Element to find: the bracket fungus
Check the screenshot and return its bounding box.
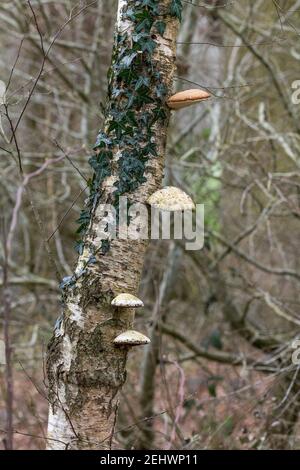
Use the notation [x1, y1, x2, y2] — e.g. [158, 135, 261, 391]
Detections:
[167, 88, 211, 110]
[147, 186, 195, 212]
[113, 330, 150, 347]
[111, 293, 144, 308]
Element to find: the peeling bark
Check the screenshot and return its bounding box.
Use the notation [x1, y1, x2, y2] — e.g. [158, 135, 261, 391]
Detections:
[46, 0, 181, 450]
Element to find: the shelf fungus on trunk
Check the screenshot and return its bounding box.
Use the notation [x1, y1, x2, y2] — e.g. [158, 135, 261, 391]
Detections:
[147, 186, 195, 211]
[113, 330, 150, 347]
[111, 293, 144, 308]
[167, 88, 211, 110]
[111, 293, 144, 326]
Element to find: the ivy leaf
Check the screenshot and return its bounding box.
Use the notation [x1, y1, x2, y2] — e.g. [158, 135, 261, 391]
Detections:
[59, 274, 74, 289]
[111, 87, 123, 99]
[154, 20, 166, 36]
[155, 83, 167, 99]
[132, 31, 148, 43]
[87, 255, 97, 265]
[135, 76, 150, 91]
[93, 131, 112, 149]
[143, 142, 157, 157]
[125, 110, 138, 127]
[126, 93, 135, 109]
[134, 91, 154, 107]
[76, 223, 88, 235]
[108, 120, 128, 140]
[141, 0, 157, 7]
[125, 7, 136, 20]
[135, 17, 152, 34]
[151, 106, 167, 124]
[119, 52, 137, 69]
[170, 0, 183, 21]
[54, 314, 63, 332]
[141, 38, 157, 54]
[76, 209, 90, 224]
[74, 240, 84, 255]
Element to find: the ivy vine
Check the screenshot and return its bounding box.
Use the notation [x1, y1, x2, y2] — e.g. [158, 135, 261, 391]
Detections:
[61, 0, 183, 293]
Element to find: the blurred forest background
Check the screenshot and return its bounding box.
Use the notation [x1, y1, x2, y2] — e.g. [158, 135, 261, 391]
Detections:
[1, 0, 300, 450]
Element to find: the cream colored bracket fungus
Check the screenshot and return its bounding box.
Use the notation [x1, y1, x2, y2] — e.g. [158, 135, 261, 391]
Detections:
[167, 88, 211, 110]
[114, 330, 150, 347]
[111, 293, 144, 308]
[147, 186, 195, 212]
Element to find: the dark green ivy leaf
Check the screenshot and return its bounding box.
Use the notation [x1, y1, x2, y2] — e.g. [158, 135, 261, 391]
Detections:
[135, 17, 153, 34]
[74, 240, 84, 255]
[135, 76, 150, 90]
[141, 0, 158, 8]
[119, 52, 137, 69]
[139, 38, 157, 54]
[93, 131, 112, 149]
[60, 275, 75, 290]
[155, 83, 167, 99]
[154, 20, 166, 36]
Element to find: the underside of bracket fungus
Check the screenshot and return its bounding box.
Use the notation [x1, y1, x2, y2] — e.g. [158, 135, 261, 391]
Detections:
[113, 330, 150, 346]
[111, 293, 144, 308]
[147, 186, 195, 212]
[167, 88, 211, 110]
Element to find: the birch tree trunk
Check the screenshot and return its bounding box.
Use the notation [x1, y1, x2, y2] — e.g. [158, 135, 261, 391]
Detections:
[46, 0, 182, 450]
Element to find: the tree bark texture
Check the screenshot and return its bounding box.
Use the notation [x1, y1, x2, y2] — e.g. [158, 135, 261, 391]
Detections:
[46, 0, 182, 450]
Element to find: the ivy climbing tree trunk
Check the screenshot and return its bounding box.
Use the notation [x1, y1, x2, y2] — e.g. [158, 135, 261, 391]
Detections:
[46, 0, 182, 450]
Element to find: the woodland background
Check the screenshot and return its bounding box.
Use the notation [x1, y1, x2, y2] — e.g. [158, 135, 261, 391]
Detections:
[1, 0, 300, 450]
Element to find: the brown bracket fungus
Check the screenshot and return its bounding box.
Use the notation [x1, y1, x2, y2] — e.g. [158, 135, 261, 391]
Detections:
[167, 88, 211, 110]
[147, 186, 195, 212]
[113, 330, 150, 347]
